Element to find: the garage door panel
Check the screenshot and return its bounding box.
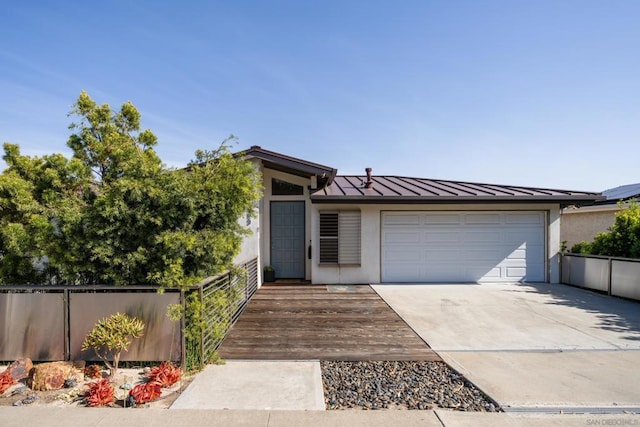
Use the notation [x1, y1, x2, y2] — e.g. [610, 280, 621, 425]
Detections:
[385, 265, 423, 281]
[384, 231, 421, 243]
[423, 214, 462, 224]
[505, 213, 544, 224]
[425, 249, 460, 261]
[467, 267, 502, 280]
[464, 213, 501, 224]
[506, 267, 527, 277]
[505, 232, 544, 246]
[424, 268, 463, 282]
[506, 248, 527, 261]
[383, 214, 421, 226]
[383, 249, 421, 262]
[465, 249, 503, 261]
[381, 211, 545, 283]
[425, 231, 462, 243]
[464, 231, 502, 243]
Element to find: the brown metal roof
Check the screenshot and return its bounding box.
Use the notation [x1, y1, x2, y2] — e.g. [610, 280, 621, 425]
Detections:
[240, 146, 337, 186]
[311, 175, 604, 205]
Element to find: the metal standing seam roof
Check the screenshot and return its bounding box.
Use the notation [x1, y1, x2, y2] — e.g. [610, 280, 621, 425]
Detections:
[311, 175, 604, 204]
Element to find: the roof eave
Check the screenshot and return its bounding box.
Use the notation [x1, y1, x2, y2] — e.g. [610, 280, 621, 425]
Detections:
[310, 195, 605, 205]
[239, 146, 337, 185]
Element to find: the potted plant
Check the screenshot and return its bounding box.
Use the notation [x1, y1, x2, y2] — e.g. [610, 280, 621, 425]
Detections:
[263, 266, 275, 283]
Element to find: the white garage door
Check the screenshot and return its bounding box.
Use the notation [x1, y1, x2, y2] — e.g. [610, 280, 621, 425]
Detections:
[381, 211, 545, 283]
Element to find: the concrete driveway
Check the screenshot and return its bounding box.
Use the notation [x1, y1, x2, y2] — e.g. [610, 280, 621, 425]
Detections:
[373, 283, 640, 412]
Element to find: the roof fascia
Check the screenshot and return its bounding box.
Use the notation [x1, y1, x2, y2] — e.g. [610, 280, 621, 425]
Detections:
[310, 195, 605, 205]
[239, 146, 337, 185]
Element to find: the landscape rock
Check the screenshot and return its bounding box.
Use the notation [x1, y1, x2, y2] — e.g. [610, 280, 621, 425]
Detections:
[22, 393, 38, 405]
[64, 377, 77, 388]
[321, 360, 500, 412]
[32, 361, 86, 391]
[6, 358, 33, 381]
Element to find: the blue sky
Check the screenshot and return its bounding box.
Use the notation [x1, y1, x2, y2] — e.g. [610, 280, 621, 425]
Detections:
[1, 1, 638, 191]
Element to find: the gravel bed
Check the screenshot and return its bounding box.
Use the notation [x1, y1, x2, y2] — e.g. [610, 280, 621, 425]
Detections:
[321, 361, 499, 412]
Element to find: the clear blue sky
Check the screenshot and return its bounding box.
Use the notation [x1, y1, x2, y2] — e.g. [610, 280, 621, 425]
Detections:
[1, 1, 638, 191]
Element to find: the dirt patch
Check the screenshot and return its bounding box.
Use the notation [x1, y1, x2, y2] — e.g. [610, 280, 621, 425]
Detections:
[0, 365, 193, 408]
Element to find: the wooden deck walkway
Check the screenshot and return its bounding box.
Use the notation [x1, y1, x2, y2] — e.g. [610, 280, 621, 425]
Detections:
[218, 284, 440, 361]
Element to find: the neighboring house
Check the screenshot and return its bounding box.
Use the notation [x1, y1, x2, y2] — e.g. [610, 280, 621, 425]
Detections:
[235, 146, 603, 285]
[561, 183, 640, 250]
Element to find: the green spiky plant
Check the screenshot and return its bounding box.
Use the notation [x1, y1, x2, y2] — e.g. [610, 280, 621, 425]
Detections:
[82, 313, 145, 379]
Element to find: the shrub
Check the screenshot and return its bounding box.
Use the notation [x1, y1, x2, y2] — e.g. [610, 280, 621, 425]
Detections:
[570, 241, 592, 254]
[570, 200, 640, 258]
[82, 313, 145, 378]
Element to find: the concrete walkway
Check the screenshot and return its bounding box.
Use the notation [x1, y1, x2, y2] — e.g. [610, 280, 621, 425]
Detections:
[171, 361, 325, 410]
[373, 282, 640, 411]
[1, 407, 638, 427]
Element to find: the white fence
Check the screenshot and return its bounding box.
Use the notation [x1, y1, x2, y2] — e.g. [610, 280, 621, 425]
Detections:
[561, 253, 640, 301]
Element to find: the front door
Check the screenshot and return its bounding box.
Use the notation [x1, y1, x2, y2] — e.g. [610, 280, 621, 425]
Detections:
[270, 201, 305, 279]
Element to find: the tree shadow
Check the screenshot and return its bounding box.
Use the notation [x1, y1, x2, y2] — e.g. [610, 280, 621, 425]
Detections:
[505, 282, 640, 343]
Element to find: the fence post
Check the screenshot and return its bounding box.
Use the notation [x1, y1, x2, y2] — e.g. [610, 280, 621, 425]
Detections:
[199, 285, 204, 368]
[607, 257, 613, 296]
[64, 289, 70, 361]
[180, 289, 186, 367]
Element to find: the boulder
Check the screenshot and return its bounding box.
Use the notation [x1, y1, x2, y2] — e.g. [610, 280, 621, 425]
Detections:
[31, 361, 85, 391]
[6, 358, 33, 381]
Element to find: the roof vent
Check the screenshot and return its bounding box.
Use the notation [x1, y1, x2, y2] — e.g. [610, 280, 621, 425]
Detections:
[364, 167, 373, 189]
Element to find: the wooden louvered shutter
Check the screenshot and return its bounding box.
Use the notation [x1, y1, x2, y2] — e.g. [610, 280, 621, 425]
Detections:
[319, 210, 361, 265]
[338, 210, 361, 265]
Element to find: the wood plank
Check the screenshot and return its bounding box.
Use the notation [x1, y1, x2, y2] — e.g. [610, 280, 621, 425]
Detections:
[217, 284, 440, 362]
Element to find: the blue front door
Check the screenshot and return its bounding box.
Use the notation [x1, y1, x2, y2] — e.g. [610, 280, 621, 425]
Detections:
[270, 201, 305, 279]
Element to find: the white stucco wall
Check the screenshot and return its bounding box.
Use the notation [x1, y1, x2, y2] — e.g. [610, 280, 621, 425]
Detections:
[233, 160, 262, 275]
[310, 203, 562, 285]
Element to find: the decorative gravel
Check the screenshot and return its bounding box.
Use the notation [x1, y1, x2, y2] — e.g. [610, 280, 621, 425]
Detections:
[321, 361, 499, 411]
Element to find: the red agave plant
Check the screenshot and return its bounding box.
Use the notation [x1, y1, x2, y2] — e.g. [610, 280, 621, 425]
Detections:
[147, 362, 182, 388]
[129, 381, 162, 404]
[85, 378, 115, 407]
[0, 370, 16, 394]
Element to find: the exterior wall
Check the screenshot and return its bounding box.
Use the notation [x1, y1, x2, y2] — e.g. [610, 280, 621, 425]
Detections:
[233, 159, 262, 282]
[561, 207, 618, 250]
[310, 203, 561, 285]
[548, 205, 561, 284]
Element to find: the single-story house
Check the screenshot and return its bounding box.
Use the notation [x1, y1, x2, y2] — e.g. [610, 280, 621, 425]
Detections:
[561, 183, 640, 250]
[235, 146, 603, 285]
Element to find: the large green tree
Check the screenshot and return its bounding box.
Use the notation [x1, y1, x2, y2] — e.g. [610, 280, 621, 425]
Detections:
[0, 91, 261, 287]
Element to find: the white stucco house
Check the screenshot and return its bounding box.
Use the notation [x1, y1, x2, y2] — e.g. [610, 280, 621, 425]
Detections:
[235, 146, 603, 285]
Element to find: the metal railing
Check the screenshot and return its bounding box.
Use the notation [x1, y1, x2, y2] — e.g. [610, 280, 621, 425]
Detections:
[190, 257, 259, 369]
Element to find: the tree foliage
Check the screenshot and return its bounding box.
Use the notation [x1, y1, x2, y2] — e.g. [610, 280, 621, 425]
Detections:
[570, 200, 640, 258]
[0, 91, 261, 286]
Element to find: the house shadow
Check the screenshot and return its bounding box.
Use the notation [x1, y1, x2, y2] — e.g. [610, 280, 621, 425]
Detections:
[505, 282, 640, 343]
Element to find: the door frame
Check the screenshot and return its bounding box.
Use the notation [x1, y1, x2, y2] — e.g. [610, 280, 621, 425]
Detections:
[270, 200, 306, 279]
